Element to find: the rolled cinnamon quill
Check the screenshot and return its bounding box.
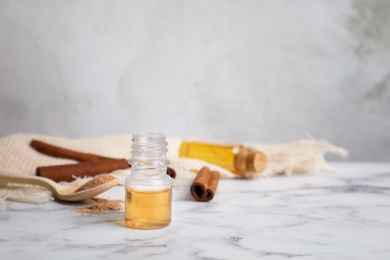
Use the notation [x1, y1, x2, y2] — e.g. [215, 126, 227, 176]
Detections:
[37, 159, 130, 182]
[30, 140, 112, 162]
[31, 139, 176, 181]
[190, 167, 220, 202]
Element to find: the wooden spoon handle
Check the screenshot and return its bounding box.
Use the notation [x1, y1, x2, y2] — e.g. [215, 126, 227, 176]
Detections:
[0, 169, 59, 195]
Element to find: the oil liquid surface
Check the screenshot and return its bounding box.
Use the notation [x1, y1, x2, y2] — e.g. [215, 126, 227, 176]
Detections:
[125, 188, 172, 229]
[179, 141, 239, 174]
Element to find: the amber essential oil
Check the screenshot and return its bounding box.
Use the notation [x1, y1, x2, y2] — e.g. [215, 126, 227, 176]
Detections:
[125, 133, 172, 229]
[125, 188, 172, 229]
[179, 141, 239, 173]
[179, 140, 267, 178]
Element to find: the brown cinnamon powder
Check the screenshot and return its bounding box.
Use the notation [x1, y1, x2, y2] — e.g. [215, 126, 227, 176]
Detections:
[74, 198, 123, 214]
[75, 174, 116, 192]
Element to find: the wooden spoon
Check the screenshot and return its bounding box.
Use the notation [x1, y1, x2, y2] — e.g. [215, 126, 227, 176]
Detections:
[0, 170, 119, 202]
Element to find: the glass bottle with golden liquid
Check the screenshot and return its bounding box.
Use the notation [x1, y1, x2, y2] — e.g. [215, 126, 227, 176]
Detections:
[179, 140, 267, 178]
[125, 133, 172, 229]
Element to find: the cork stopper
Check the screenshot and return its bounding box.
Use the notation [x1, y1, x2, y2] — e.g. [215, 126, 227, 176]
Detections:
[245, 151, 266, 173]
[233, 147, 267, 178]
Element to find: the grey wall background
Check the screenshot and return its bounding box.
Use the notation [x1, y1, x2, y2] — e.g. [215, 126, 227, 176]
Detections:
[0, 0, 389, 162]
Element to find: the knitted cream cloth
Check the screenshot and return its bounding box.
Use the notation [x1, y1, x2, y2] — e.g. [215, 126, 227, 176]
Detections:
[0, 133, 348, 207]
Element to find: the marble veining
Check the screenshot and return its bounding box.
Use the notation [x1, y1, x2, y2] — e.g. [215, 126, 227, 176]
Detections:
[1, 163, 390, 259]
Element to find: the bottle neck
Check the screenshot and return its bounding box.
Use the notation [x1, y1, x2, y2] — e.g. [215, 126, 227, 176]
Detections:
[128, 133, 169, 176]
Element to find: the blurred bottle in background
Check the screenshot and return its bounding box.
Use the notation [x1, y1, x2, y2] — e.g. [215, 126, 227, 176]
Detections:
[179, 140, 267, 178]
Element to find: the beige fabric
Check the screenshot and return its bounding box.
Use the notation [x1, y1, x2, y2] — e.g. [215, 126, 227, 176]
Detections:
[0, 133, 348, 206]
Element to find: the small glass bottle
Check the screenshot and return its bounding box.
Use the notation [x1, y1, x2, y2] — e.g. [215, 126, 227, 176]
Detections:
[179, 140, 267, 178]
[125, 133, 172, 229]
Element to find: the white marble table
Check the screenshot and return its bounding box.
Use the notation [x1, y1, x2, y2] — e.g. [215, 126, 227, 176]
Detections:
[1, 163, 390, 259]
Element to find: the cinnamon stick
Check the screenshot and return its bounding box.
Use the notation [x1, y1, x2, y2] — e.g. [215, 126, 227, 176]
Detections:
[190, 167, 220, 202]
[31, 139, 176, 181]
[166, 167, 176, 179]
[36, 159, 130, 182]
[30, 140, 112, 162]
